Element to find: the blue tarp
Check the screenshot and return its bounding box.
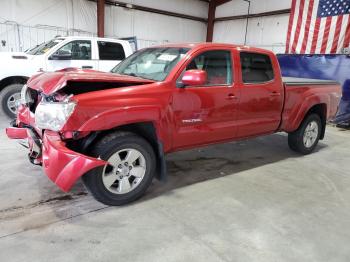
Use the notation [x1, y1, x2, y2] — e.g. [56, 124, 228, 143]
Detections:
[277, 54, 350, 124]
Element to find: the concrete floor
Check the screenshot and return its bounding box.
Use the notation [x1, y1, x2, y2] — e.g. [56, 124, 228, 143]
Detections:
[0, 115, 349, 262]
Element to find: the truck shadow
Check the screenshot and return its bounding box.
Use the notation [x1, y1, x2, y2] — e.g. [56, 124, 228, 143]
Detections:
[0, 117, 328, 234]
[144, 133, 327, 201]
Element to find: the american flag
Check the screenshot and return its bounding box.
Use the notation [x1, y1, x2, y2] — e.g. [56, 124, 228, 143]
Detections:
[285, 0, 350, 54]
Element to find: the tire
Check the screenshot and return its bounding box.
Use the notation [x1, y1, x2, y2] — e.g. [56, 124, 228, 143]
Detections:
[0, 84, 24, 119]
[82, 131, 156, 206]
[288, 113, 322, 155]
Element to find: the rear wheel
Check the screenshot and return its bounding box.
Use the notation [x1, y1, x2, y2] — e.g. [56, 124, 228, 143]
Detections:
[288, 114, 322, 154]
[82, 131, 156, 206]
[0, 84, 23, 119]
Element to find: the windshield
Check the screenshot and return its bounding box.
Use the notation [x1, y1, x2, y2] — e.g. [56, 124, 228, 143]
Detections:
[111, 47, 190, 81]
[26, 38, 64, 55]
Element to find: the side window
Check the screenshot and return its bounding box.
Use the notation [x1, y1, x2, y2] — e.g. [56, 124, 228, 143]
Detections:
[240, 52, 274, 83]
[186, 50, 232, 86]
[98, 41, 126, 60]
[57, 40, 91, 60]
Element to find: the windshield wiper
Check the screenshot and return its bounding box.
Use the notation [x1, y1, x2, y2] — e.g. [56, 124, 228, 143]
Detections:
[124, 73, 137, 77]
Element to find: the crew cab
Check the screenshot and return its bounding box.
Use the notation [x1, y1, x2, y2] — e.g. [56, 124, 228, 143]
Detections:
[0, 36, 133, 118]
[6, 43, 341, 206]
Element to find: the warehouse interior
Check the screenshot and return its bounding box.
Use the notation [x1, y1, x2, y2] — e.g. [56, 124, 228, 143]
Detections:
[0, 0, 350, 261]
[0, 0, 290, 51]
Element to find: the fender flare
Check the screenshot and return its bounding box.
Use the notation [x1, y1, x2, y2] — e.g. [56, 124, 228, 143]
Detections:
[283, 94, 329, 133]
[75, 105, 170, 182]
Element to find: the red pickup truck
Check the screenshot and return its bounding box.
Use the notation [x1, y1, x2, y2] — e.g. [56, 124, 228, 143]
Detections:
[6, 43, 341, 206]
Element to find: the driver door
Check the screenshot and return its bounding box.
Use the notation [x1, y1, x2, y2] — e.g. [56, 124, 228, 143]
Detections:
[171, 49, 239, 150]
[46, 40, 97, 71]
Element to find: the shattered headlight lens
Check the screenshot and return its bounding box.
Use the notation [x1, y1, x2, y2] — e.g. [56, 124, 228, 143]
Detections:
[35, 101, 76, 131]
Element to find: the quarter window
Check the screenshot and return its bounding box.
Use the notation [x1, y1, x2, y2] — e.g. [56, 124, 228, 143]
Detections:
[240, 52, 274, 83]
[186, 50, 233, 86]
[57, 40, 91, 60]
[98, 41, 126, 60]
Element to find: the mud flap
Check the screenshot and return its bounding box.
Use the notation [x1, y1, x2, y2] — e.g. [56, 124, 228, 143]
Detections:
[156, 141, 167, 182]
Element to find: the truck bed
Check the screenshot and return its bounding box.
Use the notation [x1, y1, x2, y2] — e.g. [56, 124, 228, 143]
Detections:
[280, 76, 341, 133]
[283, 77, 339, 86]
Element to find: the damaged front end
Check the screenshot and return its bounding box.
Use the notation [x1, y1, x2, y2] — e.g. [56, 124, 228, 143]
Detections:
[6, 120, 42, 165]
[6, 120, 107, 192]
[6, 69, 154, 191]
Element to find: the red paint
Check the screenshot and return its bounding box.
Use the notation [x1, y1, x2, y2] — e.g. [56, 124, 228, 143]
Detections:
[42, 131, 107, 192]
[28, 68, 154, 95]
[6, 127, 27, 139]
[182, 70, 208, 86]
[7, 43, 341, 192]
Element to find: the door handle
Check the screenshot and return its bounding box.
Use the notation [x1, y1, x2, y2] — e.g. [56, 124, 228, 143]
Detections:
[226, 93, 238, 100]
[270, 91, 281, 96]
[82, 65, 93, 69]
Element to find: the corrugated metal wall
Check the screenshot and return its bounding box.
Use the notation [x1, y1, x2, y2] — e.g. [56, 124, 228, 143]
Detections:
[0, 0, 207, 52]
[213, 0, 292, 53]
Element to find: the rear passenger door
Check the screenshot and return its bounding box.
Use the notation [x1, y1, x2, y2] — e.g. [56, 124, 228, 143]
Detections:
[236, 51, 283, 138]
[97, 41, 126, 72]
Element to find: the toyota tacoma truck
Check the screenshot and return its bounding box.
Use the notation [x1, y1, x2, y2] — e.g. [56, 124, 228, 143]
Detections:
[0, 36, 133, 118]
[6, 43, 341, 206]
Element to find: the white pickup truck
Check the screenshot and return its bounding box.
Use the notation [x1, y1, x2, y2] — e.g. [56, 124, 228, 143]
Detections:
[0, 36, 133, 118]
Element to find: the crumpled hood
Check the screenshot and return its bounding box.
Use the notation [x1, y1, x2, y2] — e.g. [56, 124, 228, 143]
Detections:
[27, 68, 155, 95]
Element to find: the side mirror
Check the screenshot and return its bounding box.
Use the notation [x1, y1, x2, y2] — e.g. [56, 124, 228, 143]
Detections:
[50, 50, 72, 60]
[181, 69, 207, 87]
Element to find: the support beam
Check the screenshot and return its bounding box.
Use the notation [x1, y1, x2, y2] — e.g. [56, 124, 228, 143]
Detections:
[206, 1, 216, 42]
[215, 8, 291, 22]
[215, 0, 232, 5]
[206, 0, 231, 42]
[89, 0, 207, 23]
[97, 0, 105, 37]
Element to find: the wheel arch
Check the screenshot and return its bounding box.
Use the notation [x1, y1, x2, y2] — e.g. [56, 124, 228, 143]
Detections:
[288, 103, 327, 139]
[73, 121, 167, 182]
[282, 92, 329, 137]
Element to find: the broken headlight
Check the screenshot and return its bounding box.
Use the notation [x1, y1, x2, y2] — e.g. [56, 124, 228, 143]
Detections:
[34, 101, 76, 131]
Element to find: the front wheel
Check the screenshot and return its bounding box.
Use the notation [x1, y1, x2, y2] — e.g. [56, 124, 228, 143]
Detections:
[288, 114, 322, 155]
[0, 84, 24, 119]
[82, 131, 156, 206]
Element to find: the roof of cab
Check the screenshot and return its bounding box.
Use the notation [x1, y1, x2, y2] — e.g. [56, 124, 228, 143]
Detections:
[150, 42, 274, 54]
[54, 36, 130, 43]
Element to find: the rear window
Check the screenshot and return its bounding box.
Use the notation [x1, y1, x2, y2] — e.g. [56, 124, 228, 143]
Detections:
[240, 52, 274, 83]
[98, 41, 126, 60]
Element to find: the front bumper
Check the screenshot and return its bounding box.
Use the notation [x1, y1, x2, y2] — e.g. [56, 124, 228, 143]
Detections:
[6, 125, 107, 192]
